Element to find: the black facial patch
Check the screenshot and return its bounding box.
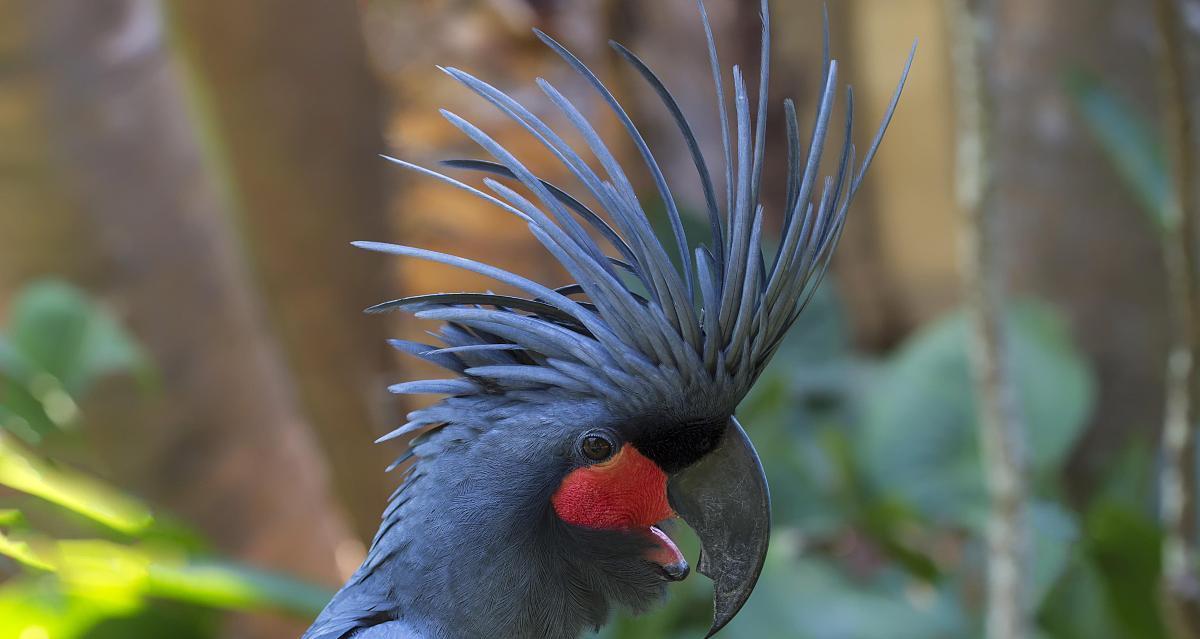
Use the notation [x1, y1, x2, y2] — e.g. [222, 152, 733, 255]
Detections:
[631, 418, 728, 474]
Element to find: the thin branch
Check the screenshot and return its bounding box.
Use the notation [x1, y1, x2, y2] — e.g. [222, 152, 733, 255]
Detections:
[1154, 1, 1200, 636]
[945, 1, 1030, 638]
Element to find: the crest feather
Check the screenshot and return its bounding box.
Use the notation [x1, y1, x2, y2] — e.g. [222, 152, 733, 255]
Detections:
[363, 0, 916, 439]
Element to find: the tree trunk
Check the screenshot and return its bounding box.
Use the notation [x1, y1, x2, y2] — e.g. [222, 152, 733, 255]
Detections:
[0, 3, 105, 304]
[989, 0, 1169, 494]
[948, 2, 1031, 636]
[8, 0, 356, 635]
[1154, 1, 1200, 635]
[846, 0, 959, 346]
[164, 0, 402, 545]
[362, 0, 619, 373]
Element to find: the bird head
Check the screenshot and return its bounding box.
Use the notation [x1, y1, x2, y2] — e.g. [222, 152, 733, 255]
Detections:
[336, 1, 913, 636]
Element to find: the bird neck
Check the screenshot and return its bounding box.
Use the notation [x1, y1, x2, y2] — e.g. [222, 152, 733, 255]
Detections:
[354, 447, 611, 639]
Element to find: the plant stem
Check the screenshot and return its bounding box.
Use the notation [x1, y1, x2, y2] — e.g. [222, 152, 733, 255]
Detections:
[1154, 1, 1200, 637]
[946, 1, 1030, 638]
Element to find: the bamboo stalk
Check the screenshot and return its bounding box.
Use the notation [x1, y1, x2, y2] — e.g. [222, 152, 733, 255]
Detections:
[945, 1, 1030, 638]
[1154, 1, 1200, 637]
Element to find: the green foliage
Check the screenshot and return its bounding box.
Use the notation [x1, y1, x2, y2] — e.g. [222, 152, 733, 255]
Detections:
[0, 272, 1170, 639]
[1083, 503, 1168, 638]
[0, 280, 147, 444]
[861, 301, 1095, 527]
[0, 435, 154, 536]
[0, 280, 332, 639]
[1065, 70, 1172, 229]
[600, 288, 1172, 639]
[725, 549, 968, 639]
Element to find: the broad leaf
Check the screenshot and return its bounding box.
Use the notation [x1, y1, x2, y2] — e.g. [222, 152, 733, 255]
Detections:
[1065, 71, 1171, 230]
[7, 280, 145, 397]
[860, 301, 1095, 527]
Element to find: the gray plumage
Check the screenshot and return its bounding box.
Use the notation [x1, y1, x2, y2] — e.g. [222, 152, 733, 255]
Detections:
[305, 2, 913, 637]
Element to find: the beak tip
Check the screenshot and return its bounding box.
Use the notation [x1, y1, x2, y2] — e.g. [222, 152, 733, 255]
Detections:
[667, 417, 770, 639]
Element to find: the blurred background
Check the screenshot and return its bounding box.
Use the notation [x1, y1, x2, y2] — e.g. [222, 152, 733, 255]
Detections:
[0, 0, 1194, 637]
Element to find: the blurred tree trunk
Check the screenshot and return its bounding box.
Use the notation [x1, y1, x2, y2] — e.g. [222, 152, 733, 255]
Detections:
[615, 0, 738, 217]
[1154, 0, 1200, 635]
[0, 5, 106, 304]
[1, 0, 355, 635]
[948, 1, 1031, 637]
[619, 0, 832, 216]
[759, 0, 913, 351]
[164, 0, 402, 545]
[363, 0, 619, 373]
[987, 0, 1169, 493]
[847, 0, 959, 343]
[819, 2, 914, 352]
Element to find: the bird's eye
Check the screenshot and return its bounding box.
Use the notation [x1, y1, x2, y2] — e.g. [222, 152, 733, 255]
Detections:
[579, 433, 615, 462]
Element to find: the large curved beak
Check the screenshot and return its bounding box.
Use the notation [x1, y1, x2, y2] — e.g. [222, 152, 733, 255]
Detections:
[666, 417, 770, 638]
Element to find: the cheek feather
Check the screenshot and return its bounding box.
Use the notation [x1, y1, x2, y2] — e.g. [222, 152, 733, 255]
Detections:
[552, 444, 674, 530]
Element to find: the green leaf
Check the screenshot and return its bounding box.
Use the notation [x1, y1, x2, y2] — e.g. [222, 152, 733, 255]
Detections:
[602, 529, 966, 639]
[0, 508, 23, 526]
[146, 559, 334, 616]
[7, 279, 146, 398]
[1028, 501, 1079, 610]
[0, 396, 55, 443]
[1039, 559, 1125, 639]
[0, 336, 33, 381]
[1084, 503, 1169, 639]
[47, 538, 333, 617]
[0, 577, 141, 639]
[1064, 70, 1172, 230]
[724, 547, 968, 639]
[0, 575, 217, 639]
[0, 433, 155, 536]
[0, 335, 58, 440]
[1087, 437, 1158, 516]
[860, 301, 1095, 526]
[0, 530, 332, 619]
[9, 282, 92, 390]
[0, 528, 56, 572]
[737, 285, 855, 530]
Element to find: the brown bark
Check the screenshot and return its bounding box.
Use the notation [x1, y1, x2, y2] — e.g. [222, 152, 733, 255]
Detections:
[844, 0, 954, 347]
[0, 4, 104, 304]
[989, 0, 1169, 493]
[616, 0, 737, 219]
[364, 0, 620, 372]
[164, 0, 402, 545]
[6, 0, 356, 634]
[1154, 0, 1200, 635]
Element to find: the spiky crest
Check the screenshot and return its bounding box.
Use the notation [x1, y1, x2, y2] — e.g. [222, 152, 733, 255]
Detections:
[362, 0, 916, 447]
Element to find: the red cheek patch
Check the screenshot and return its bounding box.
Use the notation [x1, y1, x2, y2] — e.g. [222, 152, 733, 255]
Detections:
[552, 444, 674, 530]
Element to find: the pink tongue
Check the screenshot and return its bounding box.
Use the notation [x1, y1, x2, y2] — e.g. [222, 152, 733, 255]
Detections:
[648, 525, 686, 567]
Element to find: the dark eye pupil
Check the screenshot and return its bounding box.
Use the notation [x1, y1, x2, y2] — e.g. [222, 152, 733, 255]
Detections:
[581, 435, 613, 461]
